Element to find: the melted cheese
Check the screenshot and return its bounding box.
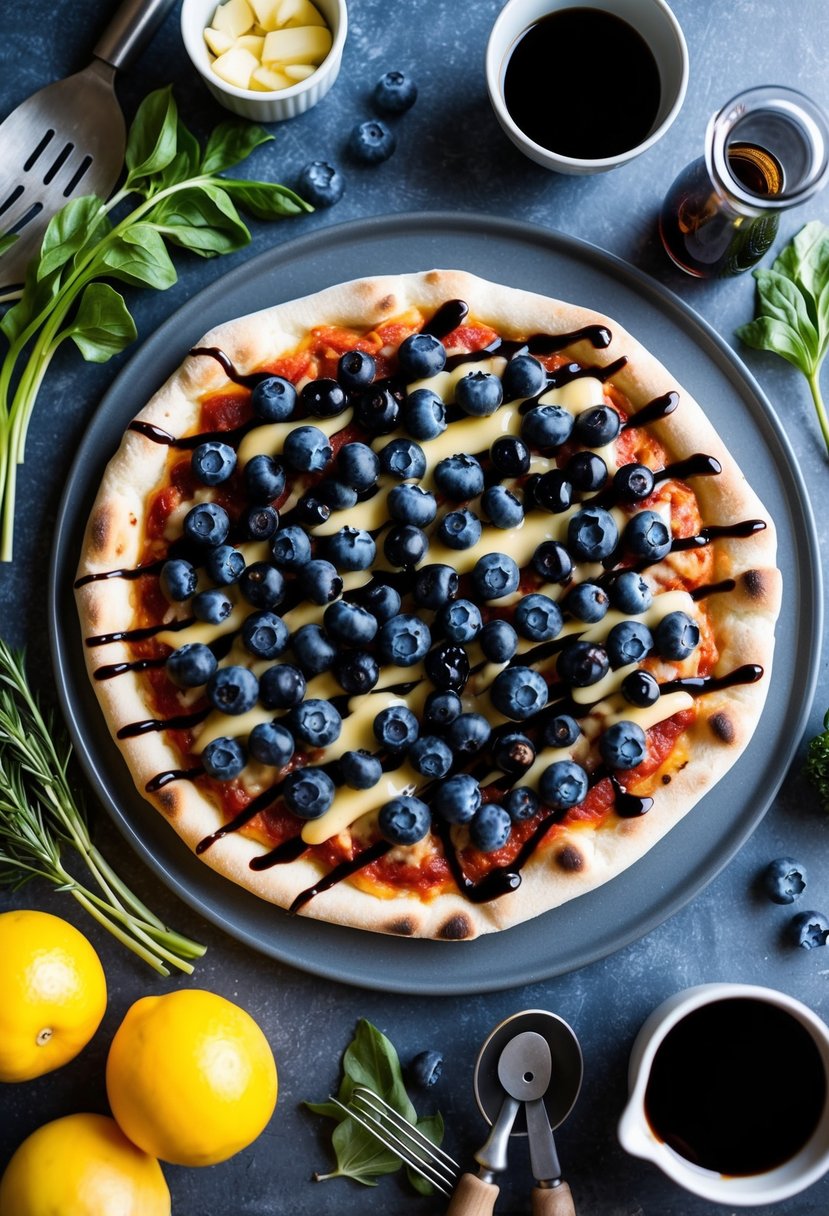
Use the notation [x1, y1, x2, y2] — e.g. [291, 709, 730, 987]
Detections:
[237, 407, 353, 465]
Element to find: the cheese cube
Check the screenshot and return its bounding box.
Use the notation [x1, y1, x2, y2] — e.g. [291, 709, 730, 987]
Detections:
[284, 62, 316, 80]
[204, 26, 234, 55]
[236, 33, 265, 55]
[262, 25, 331, 65]
[251, 64, 295, 90]
[211, 0, 255, 37]
[211, 46, 259, 88]
[276, 0, 327, 28]
[249, 0, 281, 30]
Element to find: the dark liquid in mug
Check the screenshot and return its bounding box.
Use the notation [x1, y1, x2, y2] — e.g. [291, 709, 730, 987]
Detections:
[502, 8, 662, 160]
[644, 998, 826, 1175]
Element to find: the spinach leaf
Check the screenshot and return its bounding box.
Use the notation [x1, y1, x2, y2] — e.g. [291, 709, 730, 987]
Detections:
[37, 195, 110, 282]
[150, 184, 251, 257]
[220, 178, 312, 220]
[63, 282, 137, 362]
[201, 121, 273, 175]
[124, 85, 179, 189]
[97, 225, 178, 290]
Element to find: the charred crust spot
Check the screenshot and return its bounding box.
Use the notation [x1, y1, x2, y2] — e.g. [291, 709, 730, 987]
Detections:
[376, 293, 395, 314]
[157, 789, 177, 817]
[438, 913, 472, 941]
[555, 845, 584, 873]
[742, 569, 765, 599]
[709, 711, 735, 744]
[662, 774, 672, 785]
[386, 917, 415, 937]
[90, 507, 110, 554]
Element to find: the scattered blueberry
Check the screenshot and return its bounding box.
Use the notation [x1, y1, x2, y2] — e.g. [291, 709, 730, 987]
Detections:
[609, 570, 653, 615]
[446, 711, 491, 754]
[482, 485, 523, 529]
[191, 441, 236, 486]
[614, 462, 655, 503]
[378, 437, 426, 481]
[245, 454, 286, 504]
[373, 70, 418, 114]
[260, 663, 306, 709]
[167, 642, 217, 688]
[470, 803, 511, 852]
[502, 353, 546, 399]
[398, 332, 446, 379]
[387, 483, 437, 528]
[378, 614, 431, 666]
[299, 559, 343, 605]
[403, 388, 446, 439]
[490, 435, 531, 476]
[557, 641, 610, 687]
[206, 545, 245, 586]
[412, 563, 458, 609]
[531, 469, 574, 514]
[379, 795, 431, 845]
[333, 650, 379, 695]
[242, 610, 289, 659]
[521, 404, 574, 450]
[251, 376, 296, 422]
[183, 501, 229, 548]
[338, 441, 380, 491]
[491, 665, 549, 719]
[249, 721, 295, 768]
[192, 587, 233, 624]
[542, 714, 581, 749]
[271, 524, 312, 569]
[504, 786, 540, 821]
[606, 620, 654, 667]
[655, 610, 700, 661]
[423, 690, 462, 731]
[424, 643, 469, 692]
[439, 598, 482, 643]
[283, 424, 333, 473]
[283, 767, 335, 818]
[207, 665, 259, 715]
[539, 760, 589, 809]
[323, 600, 378, 646]
[242, 504, 280, 541]
[160, 558, 197, 602]
[438, 508, 482, 549]
[763, 858, 807, 905]
[434, 453, 484, 501]
[349, 118, 396, 164]
[600, 721, 647, 770]
[567, 507, 619, 561]
[492, 732, 536, 773]
[479, 618, 518, 662]
[354, 385, 400, 434]
[789, 910, 829, 949]
[340, 750, 383, 789]
[355, 581, 401, 623]
[409, 735, 453, 778]
[301, 377, 347, 419]
[407, 1049, 443, 1090]
[291, 623, 336, 675]
[472, 552, 520, 600]
[532, 540, 572, 583]
[384, 524, 429, 568]
[514, 593, 563, 642]
[326, 527, 377, 572]
[297, 159, 344, 208]
[621, 669, 660, 707]
[623, 510, 672, 561]
[566, 450, 608, 492]
[315, 478, 357, 511]
[337, 349, 375, 391]
[565, 582, 609, 624]
[202, 736, 246, 781]
[455, 370, 503, 416]
[573, 404, 621, 446]
[240, 561, 285, 609]
[433, 773, 481, 823]
[293, 699, 342, 748]
[374, 704, 420, 750]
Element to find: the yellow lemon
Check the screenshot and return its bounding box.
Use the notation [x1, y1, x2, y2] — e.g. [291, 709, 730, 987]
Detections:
[0, 909, 107, 1083]
[106, 988, 278, 1166]
[0, 1112, 170, 1216]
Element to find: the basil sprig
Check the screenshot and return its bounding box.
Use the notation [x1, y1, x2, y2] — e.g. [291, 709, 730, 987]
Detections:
[306, 1018, 445, 1193]
[736, 221, 829, 457]
[0, 85, 310, 561]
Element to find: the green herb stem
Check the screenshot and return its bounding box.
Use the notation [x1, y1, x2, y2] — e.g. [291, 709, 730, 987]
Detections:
[807, 368, 829, 457]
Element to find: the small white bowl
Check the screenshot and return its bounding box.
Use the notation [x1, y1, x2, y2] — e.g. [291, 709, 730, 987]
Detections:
[181, 0, 347, 123]
[485, 0, 688, 174]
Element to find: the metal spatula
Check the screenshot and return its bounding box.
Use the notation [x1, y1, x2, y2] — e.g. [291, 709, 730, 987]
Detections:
[0, 0, 176, 291]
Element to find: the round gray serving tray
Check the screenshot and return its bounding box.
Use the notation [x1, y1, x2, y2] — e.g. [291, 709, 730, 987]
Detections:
[49, 211, 821, 995]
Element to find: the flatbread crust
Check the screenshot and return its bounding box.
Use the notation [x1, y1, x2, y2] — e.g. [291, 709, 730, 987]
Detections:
[75, 269, 781, 940]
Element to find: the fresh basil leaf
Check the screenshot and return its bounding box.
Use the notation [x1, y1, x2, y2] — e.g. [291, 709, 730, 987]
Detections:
[220, 178, 311, 219]
[1, 259, 61, 343]
[63, 282, 137, 362]
[0, 233, 18, 258]
[150, 183, 250, 256]
[329, 1116, 401, 1186]
[751, 268, 819, 361]
[97, 225, 178, 290]
[342, 1020, 416, 1119]
[407, 1112, 445, 1196]
[737, 316, 814, 372]
[201, 122, 273, 175]
[37, 195, 110, 281]
[304, 1099, 344, 1121]
[124, 86, 179, 188]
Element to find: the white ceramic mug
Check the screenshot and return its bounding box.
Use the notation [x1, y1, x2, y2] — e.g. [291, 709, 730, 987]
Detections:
[618, 983, 829, 1206]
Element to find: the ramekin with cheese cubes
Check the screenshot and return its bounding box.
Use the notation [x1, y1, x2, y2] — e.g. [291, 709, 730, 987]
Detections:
[181, 0, 347, 121]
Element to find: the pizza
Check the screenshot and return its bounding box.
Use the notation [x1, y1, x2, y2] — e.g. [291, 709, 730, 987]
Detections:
[74, 269, 781, 940]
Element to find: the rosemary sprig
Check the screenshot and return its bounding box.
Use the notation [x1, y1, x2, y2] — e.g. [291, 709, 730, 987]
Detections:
[0, 639, 205, 975]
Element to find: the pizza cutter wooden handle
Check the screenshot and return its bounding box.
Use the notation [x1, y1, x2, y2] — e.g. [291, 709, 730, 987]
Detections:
[444, 1172, 499, 1216]
[531, 1181, 576, 1216]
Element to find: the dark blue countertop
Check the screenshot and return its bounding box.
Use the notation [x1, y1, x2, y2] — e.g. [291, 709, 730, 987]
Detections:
[2, 2, 829, 1214]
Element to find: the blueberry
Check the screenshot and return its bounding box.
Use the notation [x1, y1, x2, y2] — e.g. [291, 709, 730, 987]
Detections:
[479, 618, 518, 662]
[191, 441, 236, 486]
[349, 119, 396, 164]
[614, 462, 655, 503]
[240, 561, 285, 609]
[293, 699, 342, 748]
[438, 508, 482, 549]
[472, 552, 520, 600]
[403, 388, 447, 439]
[354, 386, 400, 434]
[242, 610, 289, 659]
[532, 541, 572, 583]
[433, 773, 481, 824]
[407, 1049, 443, 1090]
[655, 610, 700, 661]
[167, 642, 217, 688]
[293, 496, 331, 530]
[470, 803, 512, 852]
[338, 441, 380, 491]
[502, 353, 546, 399]
[355, 581, 400, 623]
[301, 377, 347, 419]
[514, 594, 563, 642]
[379, 437, 426, 480]
[606, 620, 654, 667]
[446, 712, 491, 754]
[539, 760, 589, 809]
[373, 69, 418, 114]
[206, 545, 245, 586]
[439, 598, 482, 643]
[573, 404, 621, 446]
[283, 768, 335, 818]
[260, 663, 306, 709]
[387, 483, 437, 527]
[323, 600, 378, 646]
[609, 571, 653, 614]
[623, 509, 672, 561]
[325, 527, 377, 572]
[565, 582, 609, 623]
[299, 559, 343, 605]
[424, 643, 470, 692]
[283, 424, 333, 473]
[521, 404, 574, 450]
[192, 587, 233, 624]
[384, 524, 429, 568]
[337, 349, 375, 391]
[244, 454, 286, 504]
[568, 507, 619, 561]
[491, 435, 531, 476]
[251, 376, 296, 422]
[291, 623, 336, 675]
[271, 524, 312, 569]
[340, 750, 382, 789]
[296, 159, 344, 208]
[600, 721, 647, 770]
[412, 564, 458, 609]
[207, 665, 259, 715]
[434, 454, 484, 501]
[160, 558, 197, 602]
[492, 732, 536, 773]
[398, 332, 446, 379]
[455, 370, 503, 416]
[542, 714, 581, 748]
[622, 669, 660, 707]
[374, 704, 419, 749]
[566, 451, 607, 492]
[183, 501, 229, 548]
[531, 470, 574, 514]
[482, 485, 524, 529]
[378, 796, 431, 845]
[315, 478, 357, 511]
[504, 786, 540, 821]
[490, 666, 549, 720]
[423, 690, 462, 730]
[763, 857, 807, 905]
[557, 641, 610, 687]
[242, 504, 280, 541]
[202, 736, 246, 781]
[378, 614, 431, 666]
[789, 910, 829, 948]
[409, 735, 453, 778]
[249, 721, 295, 768]
[333, 650, 379, 694]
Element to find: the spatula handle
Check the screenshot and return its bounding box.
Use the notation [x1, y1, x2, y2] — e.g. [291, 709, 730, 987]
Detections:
[444, 1172, 499, 1216]
[93, 0, 177, 71]
[531, 1181, 576, 1216]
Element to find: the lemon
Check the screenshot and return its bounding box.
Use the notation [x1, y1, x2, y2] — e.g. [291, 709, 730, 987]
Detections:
[0, 909, 107, 1083]
[0, 1112, 170, 1216]
[106, 988, 278, 1166]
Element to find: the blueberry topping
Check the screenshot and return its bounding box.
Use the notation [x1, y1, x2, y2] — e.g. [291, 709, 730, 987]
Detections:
[251, 376, 296, 422]
[245, 453, 286, 504]
[521, 404, 574, 450]
[333, 650, 379, 694]
[242, 504, 279, 541]
[490, 435, 531, 476]
[433, 773, 481, 823]
[502, 353, 546, 399]
[614, 462, 655, 503]
[471, 552, 520, 600]
[356, 581, 401, 622]
[623, 509, 671, 561]
[621, 669, 660, 707]
[573, 404, 621, 446]
[789, 910, 829, 949]
[340, 750, 383, 789]
[296, 160, 344, 208]
[542, 714, 581, 748]
[338, 441, 380, 491]
[183, 501, 229, 548]
[425, 643, 470, 692]
[557, 641, 610, 687]
[379, 441, 426, 485]
[439, 598, 482, 643]
[354, 386, 400, 434]
[325, 527, 376, 572]
[403, 388, 447, 439]
[606, 620, 654, 667]
[192, 587, 233, 624]
[205, 545, 245, 586]
[291, 623, 336, 675]
[609, 570, 653, 614]
[337, 349, 375, 391]
[160, 558, 197, 602]
[293, 699, 342, 748]
[374, 704, 420, 750]
[260, 663, 306, 709]
[398, 332, 446, 379]
[514, 593, 563, 642]
[599, 720, 647, 770]
[167, 643, 217, 688]
[349, 119, 396, 164]
[207, 665, 259, 715]
[567, 506, 619, 561]
[249, 721, 294, 768]
[532, 540, 573, 583]
[565, 582, 609, 623]
[504, 786, 540, 821]
[373, 70, 418, 114]
[407, 1049, 443, 1090]
[242, 610, 289, 659]
[479, 618, 518, 662]
[377, 614, 431, 666]
[446, 711, 491, 754]
[531, 469, 574, 514]
[493, 732, 536, 773]
[434, 453, 485, 500]
[191, 441, 236, 486]
[240, 561, 285, 609]
[763, 857, 807, 905]
[323, 600, 378, 646]
[438, 508, 482, 549]
[423, 690, 462, 730]
[300, 377, 347, 418]
[565, 450, 607, 492]
[482, 485, 524, 529]
[388, 483, 438, 528]
[455, 370, 503, 416]
[384, 524, 429, 568]
[470, 803, 511, 852]
[202, 737, 246, 781]
[271, 524, 312, 569]
[539, 760, 589, 809]
[294, 496, 331, 530]
[283, 768, 335, 818]
[490, 666, 549, 720]
[283, 424, 333, 473]
[655, 610, 700, 660]
[315, 478, 357, 511]
[408, 735, 453, 778]
[378, 796, 431, 845]
[412, 563, 458, 609]
[299, 559, 343, 605]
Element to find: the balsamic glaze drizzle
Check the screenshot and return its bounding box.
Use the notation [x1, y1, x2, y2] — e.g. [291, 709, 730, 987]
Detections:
[146, 766, 203, 793]
[289, 840, 391, 912]
[118, 708, 209, 739]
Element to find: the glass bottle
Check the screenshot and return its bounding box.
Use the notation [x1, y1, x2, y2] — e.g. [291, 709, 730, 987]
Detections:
[659, 85, 829, 277]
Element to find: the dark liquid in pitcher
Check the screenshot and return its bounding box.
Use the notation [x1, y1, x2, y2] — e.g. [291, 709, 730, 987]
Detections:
[502, 8, 662, 160]
[659, 142, 784, 276]
[644, 998, 826, 1175]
